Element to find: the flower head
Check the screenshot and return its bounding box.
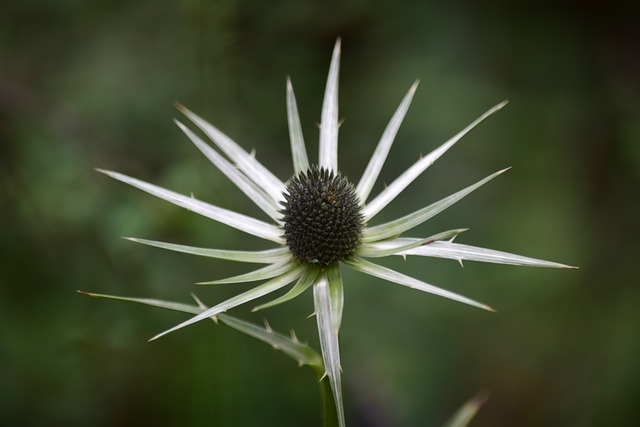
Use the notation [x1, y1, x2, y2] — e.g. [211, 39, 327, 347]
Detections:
[96, 39, 573, 426]
[282, 166, 364, 266]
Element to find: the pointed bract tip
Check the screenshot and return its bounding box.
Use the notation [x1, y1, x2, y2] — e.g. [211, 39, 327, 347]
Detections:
[457, 228, 470, 234]
[94, 168, 110, 175]
[77, 290, 93, 296]
[148, 333, 163, 342]
[473, 389, 491, 405]
[496, 99, 510, 109]
[554, 264, 579, 270]
[173, 100, 187, 112]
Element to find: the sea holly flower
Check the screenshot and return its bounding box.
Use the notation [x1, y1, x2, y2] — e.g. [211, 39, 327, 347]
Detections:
[92, 39, 573, 426]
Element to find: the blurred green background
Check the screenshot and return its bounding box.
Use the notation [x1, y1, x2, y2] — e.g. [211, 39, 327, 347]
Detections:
[2, 1, 638, 426]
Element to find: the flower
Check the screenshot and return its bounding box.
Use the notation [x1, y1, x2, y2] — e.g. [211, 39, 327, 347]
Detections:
[96, 39, 573, 426]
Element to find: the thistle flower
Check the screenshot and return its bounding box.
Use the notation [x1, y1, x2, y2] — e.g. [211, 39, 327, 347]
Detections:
[94, 39, 573, 426]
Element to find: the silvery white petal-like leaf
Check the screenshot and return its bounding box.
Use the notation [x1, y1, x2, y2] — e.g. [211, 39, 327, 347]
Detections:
[79, 291, 322, 369]
[175, 102, 286, 201]
[363, 168, 509, 242]
[364, 100, 509, 220]
[356, 81, 419, 203]
[319, 39, 341, 172]
[149, 266, 304, 341]
[79, 291, 202, 314]
[198, 259, 297, 285]
[124, 237, 291, 263]
[287, 77, 309, 174]
[313, 272, 345, 427]
[325, 264, 344, 335]
[253, 266, 320, 312]
[442, 390, 490, 427]
[175, 119, 282, 220]
[345, 256, 494, 312]
[400, 240, 577, 268]
[97, 169, 284, 243]
[357, 229, 467, 258]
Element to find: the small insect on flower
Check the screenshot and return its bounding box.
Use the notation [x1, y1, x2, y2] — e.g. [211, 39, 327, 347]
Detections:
[91, 39, 575, 427]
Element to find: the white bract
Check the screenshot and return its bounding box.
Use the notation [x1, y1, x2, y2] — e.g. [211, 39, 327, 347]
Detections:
[95, 39, 573, 427]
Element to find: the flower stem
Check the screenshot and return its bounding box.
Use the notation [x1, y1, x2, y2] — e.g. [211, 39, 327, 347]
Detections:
[317, 369, 340, 427]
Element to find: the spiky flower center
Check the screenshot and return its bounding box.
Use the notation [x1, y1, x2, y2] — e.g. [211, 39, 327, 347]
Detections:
[281, 166, 364, 267]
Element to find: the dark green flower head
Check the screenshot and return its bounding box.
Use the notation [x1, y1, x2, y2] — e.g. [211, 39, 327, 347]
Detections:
[282, 166, 364, 267]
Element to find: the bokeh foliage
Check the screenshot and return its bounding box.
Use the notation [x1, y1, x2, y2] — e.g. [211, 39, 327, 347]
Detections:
[1, 1, 638, 426]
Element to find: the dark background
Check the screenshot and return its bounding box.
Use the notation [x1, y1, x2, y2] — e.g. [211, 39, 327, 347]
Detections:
[1, 1, 638, 426]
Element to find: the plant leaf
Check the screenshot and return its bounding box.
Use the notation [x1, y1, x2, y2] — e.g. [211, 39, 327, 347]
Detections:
[124, 237, 291, 263]
[319, 38, 341, 172]
[78, 291, 202, 314]
[175, 119, 282, 220]
[357, 229, 468, 258]
[174, 102, 285, 201]
[399, 240, 577, 268]
[356, 81, 419, 203]
[325, 264, 344, 333]
[363, 100, 509, 220]
[363, 168, 508, 242]
[97, 169, 284, 243]
[190, 295, 323, 370]
[198, 259, 298, 285]
[287, 77, 309, 174]
[218, 312, 322, 370]
[442, 390, 490, 427]
[149, 266, 304, 341]
[253, 266, 320, 312]
[78, 291, 323, 369]
[345, 256, 494, 312]
[313, 272, 346, 427]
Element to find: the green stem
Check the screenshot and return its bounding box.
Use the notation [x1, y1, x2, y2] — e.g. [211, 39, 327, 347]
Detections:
[312, 366, 339, 427]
